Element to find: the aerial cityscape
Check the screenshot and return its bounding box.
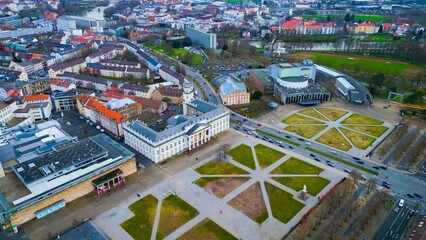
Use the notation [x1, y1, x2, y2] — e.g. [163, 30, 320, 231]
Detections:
[0, 0, 425, 239]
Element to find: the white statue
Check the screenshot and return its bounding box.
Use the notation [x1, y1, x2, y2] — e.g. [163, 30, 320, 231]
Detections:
[303, 185, 307, 193]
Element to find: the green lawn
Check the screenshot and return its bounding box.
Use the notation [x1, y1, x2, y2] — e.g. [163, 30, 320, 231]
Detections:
[341, 114, 384, 125]
[178, 218, 237, 240]
[265, 182, 305, 224]
[255, 129, 300, 146]
[271, 157, 323, 175]
[274, 177, 330, 196]
[315, 108, 348, 121]
[193, 177, 223, 188]
[298, 108, 328, 121]
[316, 128, 352, 151]
[285, 125, 327, 138]
[305, 147, 378, 175]
[121, 195, 158, 240]
[145, 44, 203, 67]
[228, 144, 255, 170]
[363, 34, 396, 42]
[254, 144, 285, 169]
[343, 125, 388, 137]
[283, 114, 325, 124]
[303, 14, 392, 22]
[255, 211, 269, 224]
[339, 128, 376, 150]
[307, 53, 421, 75]
[157, 195, 199, 239]
[195, 160, 249, 175]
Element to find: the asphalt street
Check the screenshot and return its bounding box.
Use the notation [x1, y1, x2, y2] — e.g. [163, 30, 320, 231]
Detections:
[229, 113, 426, 205]
[373, 200, 416, 240]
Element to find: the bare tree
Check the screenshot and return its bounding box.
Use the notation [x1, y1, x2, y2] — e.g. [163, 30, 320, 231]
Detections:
[217, 144, 231, 160]
[348, 170, 362, 183]
[367, 177, 377, 193]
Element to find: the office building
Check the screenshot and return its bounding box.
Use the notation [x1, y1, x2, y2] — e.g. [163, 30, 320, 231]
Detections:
[185, 27, 217, 49]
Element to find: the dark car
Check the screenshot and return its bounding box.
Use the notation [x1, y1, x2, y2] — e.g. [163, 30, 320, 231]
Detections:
[288, 145, 294, 149]
[356, 160, 364, 164]
[382, 184, 391, 189]
[298, 138, 305, 141]
[353, 157, 361, 161]
[310, 154, 316, 157]
[414, 193, 423, 198]
[372, 166, 380, 170]
[255, 135, 260, 139]
[407, 193, 415, 198]
[314, 158, 321, 162]
[231, 113, 235, 116]
[285, 136, 291, 139]
[379, 166, 388, 170]
[269, 140, 274, 143]
[279, 144, 285, 148]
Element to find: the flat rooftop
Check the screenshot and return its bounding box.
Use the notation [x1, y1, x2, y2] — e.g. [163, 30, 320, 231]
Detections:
[250, 69, 273, 84]
[275, 82, 330, 96]
[13, 138, 108, 186]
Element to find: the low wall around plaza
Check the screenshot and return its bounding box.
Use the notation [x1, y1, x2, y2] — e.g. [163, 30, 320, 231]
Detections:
[10, 158, 137, 226]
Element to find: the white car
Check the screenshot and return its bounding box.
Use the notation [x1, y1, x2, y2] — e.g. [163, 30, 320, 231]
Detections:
[398, 199, 404, 207]
[305, 141, 312, 145]
[330, 150, 337, 155]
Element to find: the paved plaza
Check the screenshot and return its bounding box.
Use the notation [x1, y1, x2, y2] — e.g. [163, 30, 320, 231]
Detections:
[275, 108, 394, 156]
[95, 137, 344, 240]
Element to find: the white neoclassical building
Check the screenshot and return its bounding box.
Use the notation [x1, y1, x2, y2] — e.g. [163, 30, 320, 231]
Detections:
[123, 99, 229, 163]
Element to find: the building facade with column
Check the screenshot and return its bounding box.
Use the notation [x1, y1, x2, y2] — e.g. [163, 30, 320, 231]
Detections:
[123, 99, 229, 163]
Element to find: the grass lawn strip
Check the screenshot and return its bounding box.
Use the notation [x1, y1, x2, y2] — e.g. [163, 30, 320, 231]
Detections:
[256, 129, 300, 146]
[157, 195, 199, 239]
[271, 157, 323, 175]
[316, 128, 352, 151]
[177, 218, 237, 240]
[195, 160, 248, 175]
[305, 147, 378, 175]
[282, 114, 325, 124]
[341, 113, 384, 125]
[227, 144, 256, 170]
[343, 125, 388, 137]
[315, 108, 348, 121]
[254, 144, 285, 169]
[339, 128, 376, 150]
[298, 108, 329, 121]
[193, 177, 223, 188]
[285, 125, 327, 138]
[120, 195, 158, 240]
[273, 177, 330, 196]
[265, 182, 305, 224]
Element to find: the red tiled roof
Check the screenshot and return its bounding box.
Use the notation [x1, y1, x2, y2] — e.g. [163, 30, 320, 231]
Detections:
[280, 18, 303, 29]
[78, 95, 127, 123]
[305, 24, 322, 29]
[133, 96, 162, 109]
[24, 94, 50, 101]
[358, 23, 375, 27]
[156, 87, 183, 97]
[50, 79, 71, 88]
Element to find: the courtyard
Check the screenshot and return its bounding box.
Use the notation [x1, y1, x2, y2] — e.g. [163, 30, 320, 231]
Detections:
[95, 137, 344, 239]
[279, 108, 394, 154]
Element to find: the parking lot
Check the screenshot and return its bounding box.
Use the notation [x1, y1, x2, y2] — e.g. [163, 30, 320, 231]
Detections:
[53, 111, 101, 140]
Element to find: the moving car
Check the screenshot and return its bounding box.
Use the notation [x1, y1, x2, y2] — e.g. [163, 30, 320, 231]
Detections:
[414, 193, 423, 198]
[314, 158, 321, 162]
[398, 199, 404, 207]
[353, 157, 361, 161]
[356, 160, 364, 164]
[407, 193, 415, 198]
[288, 145, 294, 149]
[330, 150, 337, 155]
[285, 136, 291, 139]
[310, 154, 316, 157]
[372, 166, 380, 170]
[344, 169, 351, 173]
[380, 166, 388, 170]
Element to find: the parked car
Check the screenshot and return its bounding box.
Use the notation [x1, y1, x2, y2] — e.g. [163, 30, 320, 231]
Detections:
[398, 199, 404, 207]
[407, 193, 415, 198]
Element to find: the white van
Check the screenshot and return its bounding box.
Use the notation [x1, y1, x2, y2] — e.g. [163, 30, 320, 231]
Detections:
[398, 199, 404, 207]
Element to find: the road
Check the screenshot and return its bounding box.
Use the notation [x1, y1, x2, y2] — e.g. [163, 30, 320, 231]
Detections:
[228, 113, 426, 203]
[373, 200, 416, 240]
